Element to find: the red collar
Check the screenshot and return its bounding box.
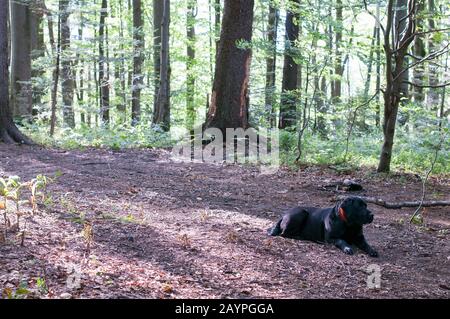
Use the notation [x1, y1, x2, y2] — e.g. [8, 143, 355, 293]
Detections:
[338, 207, 348, 223]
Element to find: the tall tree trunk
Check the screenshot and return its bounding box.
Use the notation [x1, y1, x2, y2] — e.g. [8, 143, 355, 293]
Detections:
[60, 0, 75, 128]
[393, 0, 410, 101]
[10, 0, 32, 119]
[30, 2, 44, 112]
[375, 0, 381, 127]
[153, 0, 170, 130]
[0, 0, 32, 144]
[77, 0, 85, 124]
[186, 0, 196, 132]
[412, 0, 425, 103]
[117, 0, 127, 119]
[427, 0, 439, 108]
[377, 0, 417, 173]
[153, 0, 164, 111]
[332, 0, 343, 103]
[99, 0, 110, 125]
[214, 0, 221, 62]
[203, 0, 254, 132]
[265, 3, 278, 128]
[131, 0, 144, 126]
[364, 25, 377, 100]
[279, 0, 299, 129]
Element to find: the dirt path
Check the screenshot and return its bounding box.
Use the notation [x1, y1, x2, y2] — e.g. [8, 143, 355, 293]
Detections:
[0, 144, 449, 299]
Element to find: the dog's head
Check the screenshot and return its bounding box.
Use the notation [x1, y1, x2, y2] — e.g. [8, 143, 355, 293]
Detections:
[338, 197, 373, 225]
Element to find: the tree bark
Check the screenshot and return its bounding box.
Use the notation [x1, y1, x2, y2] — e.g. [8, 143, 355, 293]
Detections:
[412, 0, 425, 103]
[203, 0, 254, 133]
[131, 0, 144, 126]
[332, 0, 343, 103]
[427, 0, 439, 107]
[153, 0, 171, 131]
[30, 2, 44, 111]
[186, 0, 196, 132]
[10, 0, 32, 119]
[153, 0, 164, 112]
[0, 1, 32, 144]
[60, 0, 75, 128]
[375, 0, 381, 127]
[377, 0, 417, 173]
[99, 0, 110, 125]
[265, 4, 278, 128]
[279, 0, 299, 129]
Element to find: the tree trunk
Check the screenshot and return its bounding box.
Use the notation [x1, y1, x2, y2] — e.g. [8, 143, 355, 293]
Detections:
[60, 0, 75, 128]
[393, 0, 409, 101]
[10, 0, 32, 119]
[77, 0, 85, 124]
[332, 0, 343, 103]
[117, 0, 127, 119]
[214, 0, 221, 62]
[186, 0, 196, 132]
[279, 0, 299, 129]
[99, 0, 110, 125]
[265, 4, 278, 128]
[377, 0, 417, 173]
[203, 0, 254, 132]
[0, 0, 32, 144]
[30, 2, 44, 112]
[427, 0, 439, 107]
[131, 0, 144, 126]
[412, 0, 425, 103]
[375, 0, 381, 127]
[153, 0, 170, 130]
[153, 0, 164, 111]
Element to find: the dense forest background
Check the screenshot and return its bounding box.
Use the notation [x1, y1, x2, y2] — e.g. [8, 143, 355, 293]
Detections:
[1, 0, 449, 174]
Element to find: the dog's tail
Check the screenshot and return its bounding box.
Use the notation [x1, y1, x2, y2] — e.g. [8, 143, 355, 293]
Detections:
[267, 219, 282, 236]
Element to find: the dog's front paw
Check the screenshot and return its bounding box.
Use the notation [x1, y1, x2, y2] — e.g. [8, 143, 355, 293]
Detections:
[368, 249, 379, 257]
[343, 247, 354, 255]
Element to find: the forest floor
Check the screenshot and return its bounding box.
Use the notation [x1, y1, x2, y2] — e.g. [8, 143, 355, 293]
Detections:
[0, 144, 449, 299]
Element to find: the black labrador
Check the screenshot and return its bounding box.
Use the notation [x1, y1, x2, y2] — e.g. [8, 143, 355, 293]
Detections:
[268, 197, 378, 257]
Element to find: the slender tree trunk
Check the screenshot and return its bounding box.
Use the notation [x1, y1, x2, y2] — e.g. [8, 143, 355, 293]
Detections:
[60, 0, 75, 128]
[279, 0, 299, 129]
[412, 0, 425, 103]
[153, 0, 170, 130]
[99, 0, 110, 125]
[203, 0, 255, 132]
[30, 2, 44, 112]
[332, 0, 343, 103]
[393, 0, 410, 101]
[375, 0, 381, 127]
[10, 0, 32, 119]
[265, 3, 278, 128]
[48, 8, 62, 136]
[131, 0, 144, 126]
[364, 25, 377, 100]
[427, 0, 439, 108]
[214, 0, 221, 62]
[0, 1, 32, 144]
[378, 0, 417, 173]
[186, 0, 196, 132]
[153, 0, 164, 111]
[117, 0, 127, 118]
[77, 0, 86, 124]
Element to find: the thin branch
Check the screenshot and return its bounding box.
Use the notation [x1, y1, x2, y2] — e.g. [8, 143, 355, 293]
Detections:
[394, 43, 450, 81]
[363, 0, 386, 37]
[410, 145, 440, 223]
[404, 81, 450, 88]
[334, 196, 450, 209]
